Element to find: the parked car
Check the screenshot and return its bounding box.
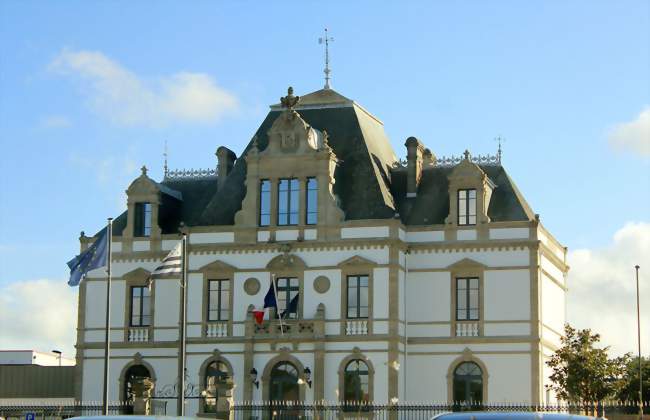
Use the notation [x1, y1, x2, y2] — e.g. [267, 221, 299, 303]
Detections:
[431, 413, 606, 420]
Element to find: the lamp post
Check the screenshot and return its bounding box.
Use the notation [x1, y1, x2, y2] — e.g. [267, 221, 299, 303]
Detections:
[635, 265, 642, 420]
[52, 350, 62, 367]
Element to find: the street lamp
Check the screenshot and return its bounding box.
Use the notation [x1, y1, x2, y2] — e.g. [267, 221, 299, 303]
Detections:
[634, 265, 642, 420]
[249, 368, 259, 389]
[52, 350, 62, 367]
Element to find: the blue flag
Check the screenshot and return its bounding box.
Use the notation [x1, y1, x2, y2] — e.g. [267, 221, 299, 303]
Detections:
[67, 228, 109, 286]
[281, 293, 299, 319]
[263, 280, 277, 309]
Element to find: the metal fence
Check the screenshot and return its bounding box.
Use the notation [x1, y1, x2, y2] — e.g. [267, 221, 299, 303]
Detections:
[0, 402, 132, 420]
[230, 401, 649, 420]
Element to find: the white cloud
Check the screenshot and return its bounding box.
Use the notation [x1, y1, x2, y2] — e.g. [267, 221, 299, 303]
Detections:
[40, 115, 72, 128]
[68, 153, 139, 184]
[608, 107, 650, 157]
[567, 222, 650, 356]
[0, 279, 78, 358]
[49, 49, 238, 127]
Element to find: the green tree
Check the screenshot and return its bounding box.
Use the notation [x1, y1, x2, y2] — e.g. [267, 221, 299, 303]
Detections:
[617, 356, 650, 403]
[546, 324, 630, 403]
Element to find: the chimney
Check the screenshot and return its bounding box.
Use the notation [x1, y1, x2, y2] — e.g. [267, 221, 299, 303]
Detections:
[405, 137, 425, 197]
[216, 146, 237, 188]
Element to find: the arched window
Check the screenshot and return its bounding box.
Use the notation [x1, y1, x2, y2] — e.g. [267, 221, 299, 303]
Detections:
[343, 359, 370, 404]
[269, 361, 300, 402]
[123, 364, 152, 414]
[202, 360, 230, 413]
[453, 361, 483, 403]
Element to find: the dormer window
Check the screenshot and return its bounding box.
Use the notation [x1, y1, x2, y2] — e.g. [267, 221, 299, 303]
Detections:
[306, 177, 318, 225]
[278, 178, 299, 226]
[457, 189, 477, 226]
[259, 179, 271, 227]
[134, 202, 152, 237]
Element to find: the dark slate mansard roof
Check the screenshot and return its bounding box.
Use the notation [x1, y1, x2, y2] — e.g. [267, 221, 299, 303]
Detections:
[107, 88, 534, 237]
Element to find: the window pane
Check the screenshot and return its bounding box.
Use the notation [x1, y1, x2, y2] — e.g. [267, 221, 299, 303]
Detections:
[468, 215, 477, 225]
[259, 180, 271, 226]
[347, 286, 358, 318]
[306, 177, 318, 225]
[469, 189, 476, 199]
[142, 294, 150, 326]
[469, 289, 479, 310]
[468, 196, 476, 216]
[143, 203, 152, 236]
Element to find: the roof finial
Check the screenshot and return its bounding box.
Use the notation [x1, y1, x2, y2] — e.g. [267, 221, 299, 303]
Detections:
[280, 87, 300, 110]
[318, 28, 334, 89]
[163, 140, 168, 178]
[141, 165, 148, 176]
[494, 136, 505, 163]
[463, 150, 471, 160]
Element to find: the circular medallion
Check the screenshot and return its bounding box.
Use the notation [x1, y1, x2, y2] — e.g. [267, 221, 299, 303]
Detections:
[243, 277, 261, 295]
[313, 276, 330, 294]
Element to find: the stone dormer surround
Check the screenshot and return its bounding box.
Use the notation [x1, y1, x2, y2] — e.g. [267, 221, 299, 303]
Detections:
[444, 151, 496, 240]
[234, 89, 344, 242]
[123, 166, 163, 252]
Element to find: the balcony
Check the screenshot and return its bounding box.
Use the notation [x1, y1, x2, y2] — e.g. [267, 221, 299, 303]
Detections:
[345, 319, 369, 335]
[253, 319, 315, 337]
[128, 327, 150, 342]
[455, 321, 480, 337]
[206, 322, 229, 338]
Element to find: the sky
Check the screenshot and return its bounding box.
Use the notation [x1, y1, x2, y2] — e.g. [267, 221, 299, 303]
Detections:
[0, 1, 648, 359]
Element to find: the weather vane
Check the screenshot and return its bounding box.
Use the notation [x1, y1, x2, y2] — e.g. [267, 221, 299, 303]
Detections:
[494, 136, 505, 162]
[318, 28, 334, 89]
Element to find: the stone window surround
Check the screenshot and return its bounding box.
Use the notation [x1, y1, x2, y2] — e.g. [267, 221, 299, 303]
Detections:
[447, 258, 486, 337]
[200, 260, 236, 337]
[338, 256, 376, 335]
[197, 350, 234, 415]
[123, 168, 163, 252]
[445, 349, 489, 403]
[337, 348, 375, 406]
[122, 268, 155, 342]
[260, 176, 314, 229]
[260, 351, 307, 402]
[265, 253, 308, 320]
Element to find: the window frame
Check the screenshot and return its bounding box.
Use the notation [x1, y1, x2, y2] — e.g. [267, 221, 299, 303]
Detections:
[129, 285, 151, 327]
[274, 276, 300, 319]
[207, 279, 230, 322]
[259, 179, 271, 227]
[305, 177, 318, 225]
[457, 188, 477, 226]
[346, 275, 369, 319]
[455, 277, 480, 321]
[277, 178, 299, 226]
[134, 202, 152, 237]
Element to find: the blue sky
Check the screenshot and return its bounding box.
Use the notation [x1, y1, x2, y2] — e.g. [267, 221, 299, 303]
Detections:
[0, 1, 648, 356]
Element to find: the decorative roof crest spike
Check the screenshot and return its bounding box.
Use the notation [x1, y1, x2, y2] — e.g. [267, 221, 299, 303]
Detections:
[494, 136, 505, 163]
[318, 28, 334, 89]
[280, 87, 300, 110]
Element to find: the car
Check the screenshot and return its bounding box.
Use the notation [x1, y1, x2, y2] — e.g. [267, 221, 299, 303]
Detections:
[430, 412, 606, 420]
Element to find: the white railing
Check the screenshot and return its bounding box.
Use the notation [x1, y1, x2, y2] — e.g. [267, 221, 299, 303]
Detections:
[455, 321, 480, 337]
[345, 320, 369, 335]
[206, 322, 228, 338]
[128, 327, 149, 342]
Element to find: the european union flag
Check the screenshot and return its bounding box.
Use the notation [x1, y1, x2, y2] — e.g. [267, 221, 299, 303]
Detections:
[67, 228, 109, 287]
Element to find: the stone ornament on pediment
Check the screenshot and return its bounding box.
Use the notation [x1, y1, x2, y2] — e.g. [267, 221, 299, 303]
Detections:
[266, 253, 307, 271]
[198, 259, 238, 274]
[127, 166, 160, 198]
[337, 255, 377, 268]
[445, 257, 488, 270]
[123, 268, 152, 282]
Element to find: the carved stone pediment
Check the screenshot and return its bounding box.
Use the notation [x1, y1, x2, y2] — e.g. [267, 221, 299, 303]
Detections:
[449, 154, 487, 181]
[266, 254, 307, 270]
[264, 109, 324, 155]
[445, 257, 488, 270]
[127, 166, 160, 199]
[123, 268, 152, 282]
[337, 255, 377, 268]
[199, 259, 238, 274]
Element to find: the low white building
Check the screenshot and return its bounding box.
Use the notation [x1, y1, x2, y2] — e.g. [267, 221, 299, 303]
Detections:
[74, 86, 568, 414]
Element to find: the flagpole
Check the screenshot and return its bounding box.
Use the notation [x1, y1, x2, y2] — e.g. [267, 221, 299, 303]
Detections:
[102, 218, 113, 415]
[177, 233, 188, 415]
[271, 274, 284, 336]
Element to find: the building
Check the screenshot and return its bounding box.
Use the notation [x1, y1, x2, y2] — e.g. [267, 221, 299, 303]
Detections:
[0, 350, 75, 367]
[74, 86, 568, 414]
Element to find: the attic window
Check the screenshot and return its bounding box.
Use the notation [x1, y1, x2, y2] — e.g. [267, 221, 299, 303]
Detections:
[259, 180, 271, 227]
[134, 202, 152, 237]
[278, 178, 299, 226]
[306, 177, 318, 225]
[457, 189, 476, 226]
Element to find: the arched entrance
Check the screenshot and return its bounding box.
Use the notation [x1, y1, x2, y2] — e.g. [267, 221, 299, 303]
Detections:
[202, 360, 231, 413]
[453, 361, 483, 404]
[123, 364, 152, 414]
[269, 361, 300, 402]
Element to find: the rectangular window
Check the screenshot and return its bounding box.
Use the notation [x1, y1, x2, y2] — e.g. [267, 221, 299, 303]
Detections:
[130, 286, 151, 326]
[207, 279, 230, 321]
[306, 177, 318, 225]
[277, 178, 299, 226]
[457, 189, 477, 225]
[456, 277, 479, 320]
[347, 275, 369, 319]
[134, 202, 152, 237]
[275, 277, 299, 319]
[259, 180, 271, 227]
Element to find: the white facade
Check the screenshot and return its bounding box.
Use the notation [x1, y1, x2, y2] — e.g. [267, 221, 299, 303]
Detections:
[74, 88, 569, 414]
